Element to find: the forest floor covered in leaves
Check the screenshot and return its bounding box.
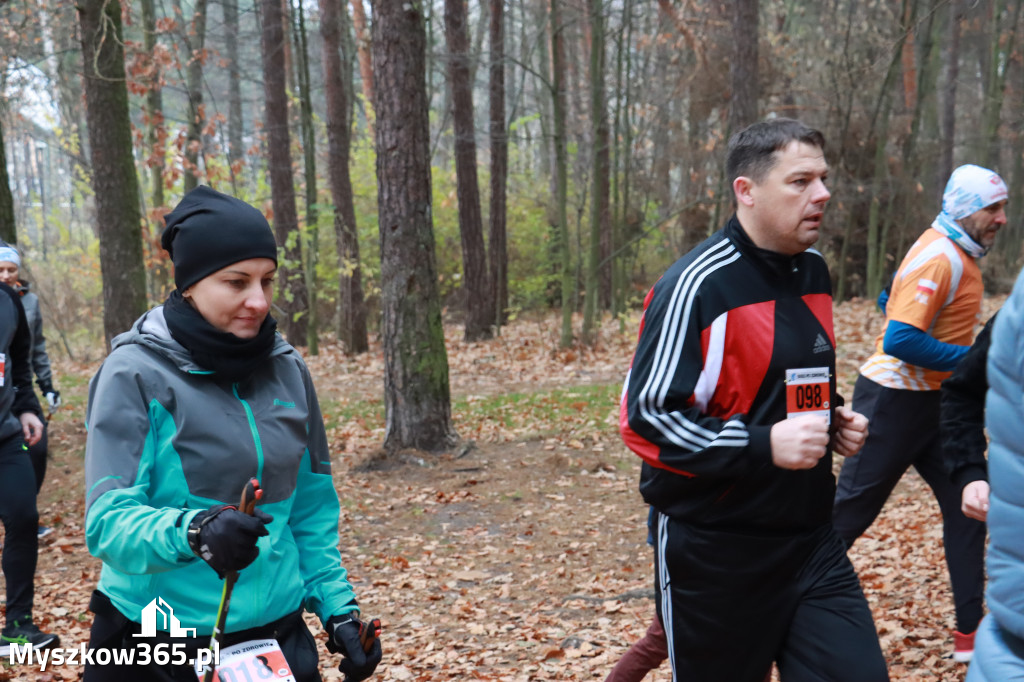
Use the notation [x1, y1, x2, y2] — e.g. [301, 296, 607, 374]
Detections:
[6, 296, 1006, 681]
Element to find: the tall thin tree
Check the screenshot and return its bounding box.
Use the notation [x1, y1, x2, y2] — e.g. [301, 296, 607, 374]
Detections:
[349, 0, 375, 132]
[140, 0, 170, 297]
[0, 113, 16, 244]
[489, 0, 509, 331]
[374, 0, 458, 452]
[77, 0, 148, 347]
[260, 0, 309, 344]
[582, 0, 608, 344]
[223, 0, 245, 194]
[319, 0, 369, 354]
[292, 0, 319, 354]
[180, 0, 208, 192]
[444, 0, 494, 342]
[551, 0, 573, 347]
[939, 0, 962, 186]
[728, 0, 759, 135]
[610, 0, 636, 320]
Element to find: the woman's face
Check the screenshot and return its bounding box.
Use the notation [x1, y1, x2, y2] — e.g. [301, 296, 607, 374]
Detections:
[0, 261, 19, 286]
[184, 258, 276, 339]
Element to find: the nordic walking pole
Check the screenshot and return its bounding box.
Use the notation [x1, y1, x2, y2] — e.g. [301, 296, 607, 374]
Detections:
[201, 478, 262, 682]
[342, 618, 382, 682]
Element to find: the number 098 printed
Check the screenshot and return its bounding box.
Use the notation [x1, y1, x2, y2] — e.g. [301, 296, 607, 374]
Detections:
[785, 367, 831, 424]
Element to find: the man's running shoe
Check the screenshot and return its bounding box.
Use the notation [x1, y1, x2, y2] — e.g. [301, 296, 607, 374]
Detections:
[37, 526, 53, 540]
[0, 617, 60, 656]
[953, 629, 976, 663]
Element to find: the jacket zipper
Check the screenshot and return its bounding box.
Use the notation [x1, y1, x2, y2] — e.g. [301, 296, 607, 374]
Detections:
[232, 383, 265, 484]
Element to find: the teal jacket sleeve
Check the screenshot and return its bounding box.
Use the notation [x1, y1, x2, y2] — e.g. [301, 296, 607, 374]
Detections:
[84, 350, 199, 574]
[290, 363, 359, 623]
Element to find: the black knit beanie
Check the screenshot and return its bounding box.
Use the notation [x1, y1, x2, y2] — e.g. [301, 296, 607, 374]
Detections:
[161, 186, 278, 292]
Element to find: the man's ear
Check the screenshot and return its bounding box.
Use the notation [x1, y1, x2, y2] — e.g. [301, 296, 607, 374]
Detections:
[733, 176, 756, 208]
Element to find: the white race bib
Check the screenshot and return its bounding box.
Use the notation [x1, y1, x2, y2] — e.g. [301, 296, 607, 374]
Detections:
[194, 638, 295, 682]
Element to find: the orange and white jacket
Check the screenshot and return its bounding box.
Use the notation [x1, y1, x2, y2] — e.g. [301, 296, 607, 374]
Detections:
[860, 227, 982, 391]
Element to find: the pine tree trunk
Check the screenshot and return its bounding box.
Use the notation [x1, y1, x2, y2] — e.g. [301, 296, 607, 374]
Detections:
[865, 1, 907, 300]
[224, 0, 245, 193]
[260, 0, 309, 344]
[728, 0, 759, 134]
[488, 0, 509, 330]
[77, 0, 148, 348]
[0, 117, 16, 244]
[582, 0, 607, 343]
[445, 0, 493, 342]
[349, 0, 375, 132]
[292, 0, 319, 355]
[551, 0, 574, 347]
[140, 0, 171, 298]
[611, 0, 635, 319]
[183, 0, 208, 192]
[939, 0, 962, 187]
[319, 0, 369, 354]
[374, 0, 458, 453]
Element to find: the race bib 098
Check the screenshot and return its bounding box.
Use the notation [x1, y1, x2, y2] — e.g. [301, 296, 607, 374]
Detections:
[785, 367, 831, 424]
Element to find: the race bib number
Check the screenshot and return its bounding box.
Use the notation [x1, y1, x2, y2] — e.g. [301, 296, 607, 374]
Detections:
[785, 367, 830, 424]
[195, 638, 294, 682]
[0, 352, 5, 387]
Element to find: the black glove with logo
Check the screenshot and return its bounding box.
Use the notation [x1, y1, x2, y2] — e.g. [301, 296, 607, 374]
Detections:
[187, 505, 273, 578]
[326, 614, 382, 682]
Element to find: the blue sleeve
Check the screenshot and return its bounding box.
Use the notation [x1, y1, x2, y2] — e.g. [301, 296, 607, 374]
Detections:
[877, 288, 889, 314]
[883, 320, 969, 371]
[646, 506, 655, 547]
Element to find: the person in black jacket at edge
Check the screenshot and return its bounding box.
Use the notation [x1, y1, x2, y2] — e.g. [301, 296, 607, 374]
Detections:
[619, 118, 888, 681]
[941, 315, 996, 524]
[0, 282, 60, 654]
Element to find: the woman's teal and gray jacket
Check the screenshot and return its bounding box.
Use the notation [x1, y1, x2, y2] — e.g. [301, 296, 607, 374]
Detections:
[84, 307, 358, 634]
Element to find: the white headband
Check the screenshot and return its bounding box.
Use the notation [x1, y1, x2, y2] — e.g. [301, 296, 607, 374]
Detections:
[0, 246, 20, 267]
[942, 164, 1008, 220]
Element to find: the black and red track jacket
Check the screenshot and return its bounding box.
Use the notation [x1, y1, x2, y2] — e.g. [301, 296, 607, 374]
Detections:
[621, 215, 841, 533]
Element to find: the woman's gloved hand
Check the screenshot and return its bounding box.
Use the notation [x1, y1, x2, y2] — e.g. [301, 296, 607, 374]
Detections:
[326, 614, 382, 681]
[187, 505, 273, 578]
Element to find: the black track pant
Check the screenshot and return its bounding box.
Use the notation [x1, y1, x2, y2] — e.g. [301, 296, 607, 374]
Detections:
[833, 374, 986, 633]
[0, 434, 39, 622]
[655, 513, 888, 682]
[84, 591, 323, 682]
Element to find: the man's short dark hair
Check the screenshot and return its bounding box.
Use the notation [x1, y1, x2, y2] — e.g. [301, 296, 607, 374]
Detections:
[726, 118, 826, 184]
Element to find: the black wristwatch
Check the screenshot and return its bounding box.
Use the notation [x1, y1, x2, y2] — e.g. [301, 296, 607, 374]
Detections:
[187, 513, 205, 557]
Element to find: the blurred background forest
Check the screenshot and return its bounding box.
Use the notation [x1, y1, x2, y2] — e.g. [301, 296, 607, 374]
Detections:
[1, 0, 1022, 362]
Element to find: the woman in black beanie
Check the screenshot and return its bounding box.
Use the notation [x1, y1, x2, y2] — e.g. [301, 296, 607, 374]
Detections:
[82, 186, 382, 682]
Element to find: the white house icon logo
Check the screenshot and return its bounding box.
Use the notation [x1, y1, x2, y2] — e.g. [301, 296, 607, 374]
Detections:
[133, 597, 197, 638]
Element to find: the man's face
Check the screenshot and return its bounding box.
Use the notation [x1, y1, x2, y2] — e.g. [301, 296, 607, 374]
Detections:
[744, 141, 831, 255]
[958, 200, 1007, 249]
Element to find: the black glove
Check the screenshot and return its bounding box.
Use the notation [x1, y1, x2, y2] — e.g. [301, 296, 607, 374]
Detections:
[326, 614, 382, 682]
[187, 505, 273, 579]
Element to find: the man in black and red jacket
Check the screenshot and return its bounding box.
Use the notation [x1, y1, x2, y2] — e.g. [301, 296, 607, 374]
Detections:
[619, 118, 888, 681]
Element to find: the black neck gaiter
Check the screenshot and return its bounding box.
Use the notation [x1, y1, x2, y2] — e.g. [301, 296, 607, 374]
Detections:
[163, 290, 278, 382]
